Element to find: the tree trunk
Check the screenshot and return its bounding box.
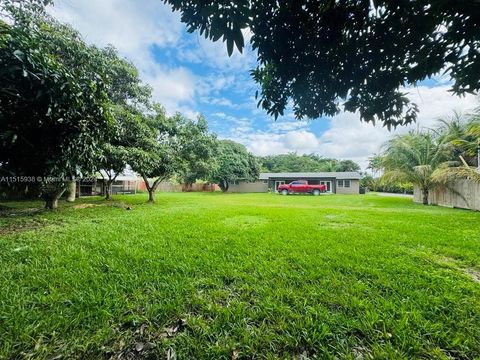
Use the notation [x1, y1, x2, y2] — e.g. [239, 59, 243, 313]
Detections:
[422, 188, 429, 205]
[43, 186, 66, 210]
[148, 189, 155, 203]
[66, 181, 76, 202]
[219, 180, 229, 192]
[105, 179, 112, 200]
[45, 197, 59, 210]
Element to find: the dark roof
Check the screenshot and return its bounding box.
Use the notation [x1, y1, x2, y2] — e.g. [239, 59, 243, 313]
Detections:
[259, 172, 361, 180]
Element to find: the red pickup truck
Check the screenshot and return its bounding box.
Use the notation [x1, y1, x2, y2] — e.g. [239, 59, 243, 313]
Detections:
[277, 180, 326, 195]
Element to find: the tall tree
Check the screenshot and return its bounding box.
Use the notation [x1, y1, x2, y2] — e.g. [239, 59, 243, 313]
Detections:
[96, 47, 152, 200]
[0, 6, 112, 209]
[381, 131, 452, 204]
[128, 109, 217, 202]
[336, 160, 361, 172]
[209, 140, 259, 192]
[127, 105, 174, 203]
[164, 0, 479, 128]
[176, 115, 218, 188]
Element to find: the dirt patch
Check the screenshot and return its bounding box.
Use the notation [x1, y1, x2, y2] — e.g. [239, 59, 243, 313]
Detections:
[0, 219, 47, 235]
[464, 268, 480, 283]
[430, 254, 480, 284]
[106, 319, 187, 360]
[0, 207, 43, 218]
[72, 203, 98, 209]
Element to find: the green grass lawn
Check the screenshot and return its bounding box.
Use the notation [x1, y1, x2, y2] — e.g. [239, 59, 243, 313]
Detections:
[1, 193, 480, 359]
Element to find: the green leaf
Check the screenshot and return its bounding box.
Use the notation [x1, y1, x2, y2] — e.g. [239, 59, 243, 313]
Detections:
[226, 38, 234, 57]
[233, 28, 244, 53]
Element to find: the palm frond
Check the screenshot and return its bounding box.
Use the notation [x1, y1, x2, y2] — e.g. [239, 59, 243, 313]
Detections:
[432, 165, 480, 184]
[381, 170, 411, 184]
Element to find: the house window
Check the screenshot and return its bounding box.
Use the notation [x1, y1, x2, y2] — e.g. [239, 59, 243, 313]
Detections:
[337, 180, 351, 188]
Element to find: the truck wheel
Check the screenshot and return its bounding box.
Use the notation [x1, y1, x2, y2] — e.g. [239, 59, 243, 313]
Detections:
[313, 189, 320, 196]
[281, 189, 288, 195]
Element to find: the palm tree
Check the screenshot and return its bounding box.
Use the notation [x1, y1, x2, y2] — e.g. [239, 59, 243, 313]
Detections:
[436, 111, 480, 166]
[432, 110, 480, 184]
[381, 131, 452, 205]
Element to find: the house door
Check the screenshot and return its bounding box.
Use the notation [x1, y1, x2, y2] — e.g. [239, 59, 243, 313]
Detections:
[275, 181, 285, 191]
[320, 181, 332, 193]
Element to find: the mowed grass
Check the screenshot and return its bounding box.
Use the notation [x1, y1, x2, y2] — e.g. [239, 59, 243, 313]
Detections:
[1, 193, 480, 359]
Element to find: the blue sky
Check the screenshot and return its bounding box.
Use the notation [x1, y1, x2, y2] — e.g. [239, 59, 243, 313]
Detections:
[50, 0, 477, 169]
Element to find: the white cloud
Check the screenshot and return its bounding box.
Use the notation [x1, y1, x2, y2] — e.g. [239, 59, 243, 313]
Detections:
[49, 0, 182, 59]
[269, 120, 309, 132]
[284, 131, 320, 150]
[244, 133, 286, 156]
[146, 67, 197, 112]
[407, 85, 477, 128]
[177, 31, 256, 72]
[49, 0, 198, 114]
[318, 85, 477, 168]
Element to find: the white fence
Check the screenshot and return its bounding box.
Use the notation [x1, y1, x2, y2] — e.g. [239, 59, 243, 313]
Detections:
[414, 179, 480, 211]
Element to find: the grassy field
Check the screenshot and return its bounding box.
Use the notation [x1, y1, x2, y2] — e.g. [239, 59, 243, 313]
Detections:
[1, 193, 480, 359]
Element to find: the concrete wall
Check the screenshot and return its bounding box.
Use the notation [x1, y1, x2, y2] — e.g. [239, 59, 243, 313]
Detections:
[414, 180, 480, 211]
[155, 182, 183, 192]
[228, 181, 268, 193]
[336, 179, 360, 194]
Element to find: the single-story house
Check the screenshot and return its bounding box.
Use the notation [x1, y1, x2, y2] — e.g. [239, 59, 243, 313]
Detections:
[228, 172, 362, 194]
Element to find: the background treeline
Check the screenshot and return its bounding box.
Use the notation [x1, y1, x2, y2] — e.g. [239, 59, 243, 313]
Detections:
[258, 154, 360, 173]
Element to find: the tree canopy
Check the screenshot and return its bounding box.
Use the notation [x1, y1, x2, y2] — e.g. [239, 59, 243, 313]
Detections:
[164, 0, 480, 128]
[0, 2, 222, 206]
[209, 140, 259, 192]
[0, 6, 114, 208]
[94, 47, 152, 200]
[176, 115, 218, 187]
[128, 108, 218, 202]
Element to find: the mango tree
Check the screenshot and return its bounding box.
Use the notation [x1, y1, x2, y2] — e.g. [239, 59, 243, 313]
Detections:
[0, 5, 112, 208]
[209, 140, 259, 192]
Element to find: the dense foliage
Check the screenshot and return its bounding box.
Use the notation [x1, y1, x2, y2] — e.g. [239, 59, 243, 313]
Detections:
[129, 109, 218, 202]
[0, 2, 219, 207]
[176, 115, 218, 187]
[95, 47, 152, 200]
[209, 140, 259, 192]
[258, 153, 360, 173]
[0, 6, 113, 208]
[164, 0, 480, 128]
